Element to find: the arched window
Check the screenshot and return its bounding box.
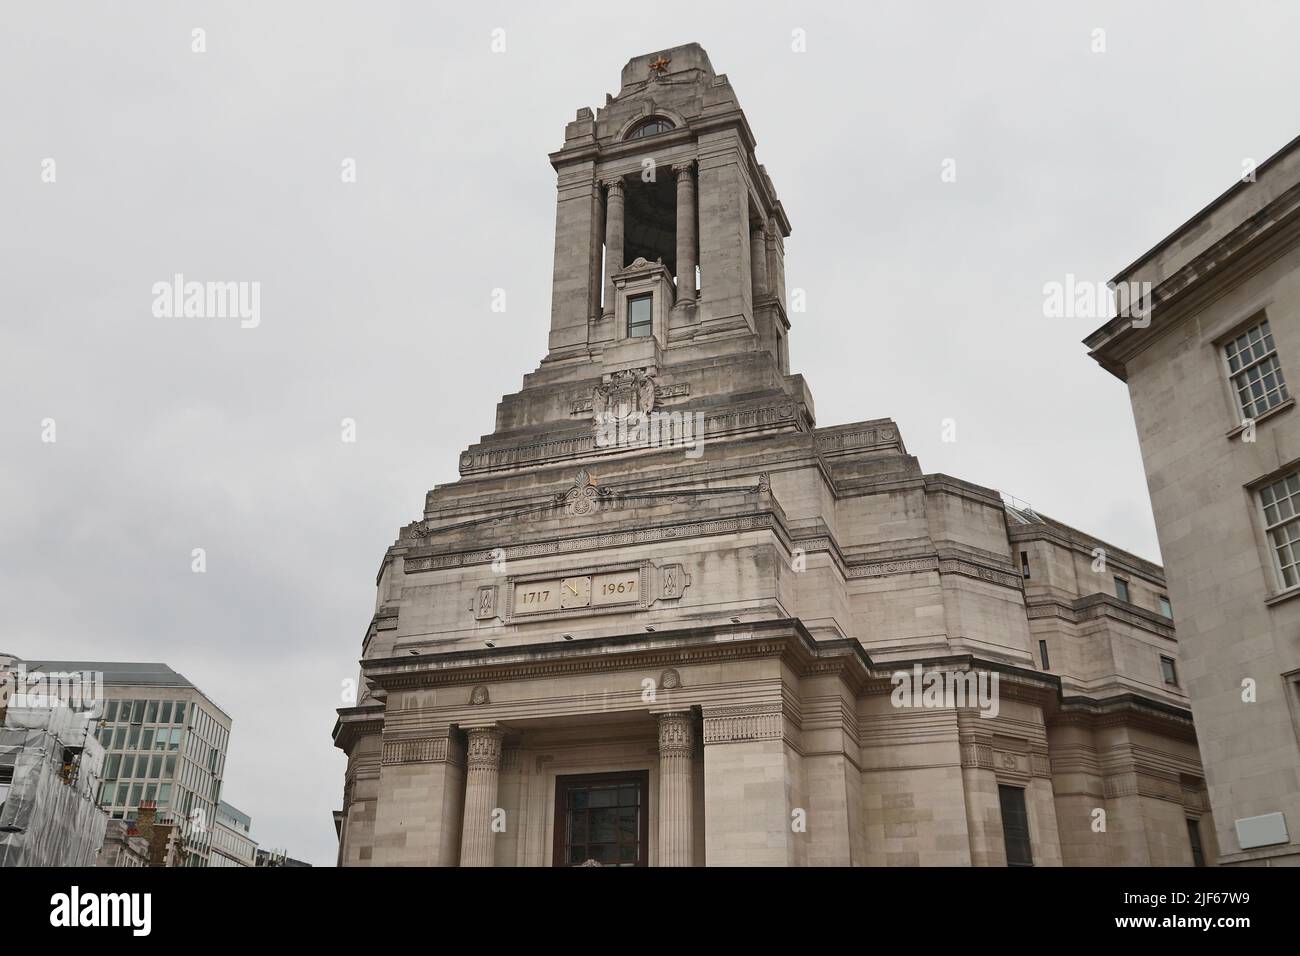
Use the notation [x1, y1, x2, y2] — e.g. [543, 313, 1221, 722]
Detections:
[626, 117, 674, 140]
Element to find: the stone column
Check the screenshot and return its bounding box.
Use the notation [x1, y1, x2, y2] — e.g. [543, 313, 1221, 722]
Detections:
[749, 221, 769, 301]
[657, 711, 694, 866]
[673, 163, 697, 299]
[602, 179, 625, 316]
[459, 727, 504, 867]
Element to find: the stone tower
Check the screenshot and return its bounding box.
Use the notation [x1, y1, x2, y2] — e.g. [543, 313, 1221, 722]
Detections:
[333, 43, 1214, 868]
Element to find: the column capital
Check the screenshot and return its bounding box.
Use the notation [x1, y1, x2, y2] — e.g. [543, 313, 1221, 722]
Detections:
[657, 711, 695, 756]
[672, 161, 696, 178]
[465, 727, 505, 769]
[603, 178, 625, 196]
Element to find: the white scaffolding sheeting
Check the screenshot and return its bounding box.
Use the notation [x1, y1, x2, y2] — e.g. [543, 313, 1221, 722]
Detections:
[0, 706, 107, 867]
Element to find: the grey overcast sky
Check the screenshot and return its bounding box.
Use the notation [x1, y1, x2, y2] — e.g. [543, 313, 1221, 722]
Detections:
[4, 1, 1299, 866]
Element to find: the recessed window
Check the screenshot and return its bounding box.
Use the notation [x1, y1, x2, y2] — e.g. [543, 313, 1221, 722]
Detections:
[1038, 640, 1050, 670]
[553, 771, 648, 867]
[1159, 595, 1172, 619]
[1160, 655, 1179, 687]
[1225, 318, 1289, 420]
[1020, 551, 1031, 579]
[625, 117, 674, 140]
[1259, 471, 1300, 589]
[628, 293, 653, 338]
[1114, 577, 1130, 602]
[998, 785, 1033, 867]
[1187, 818, 1206, 866]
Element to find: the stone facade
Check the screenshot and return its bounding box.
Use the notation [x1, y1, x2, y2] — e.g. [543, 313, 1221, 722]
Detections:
[333, 43, 1212, 867]
[1086, 134, 1300, 866]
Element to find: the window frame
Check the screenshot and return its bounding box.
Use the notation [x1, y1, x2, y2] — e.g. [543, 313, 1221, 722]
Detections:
[998, 784, 1034, 867]
[1186, 818, 1206, 867]
[1222, 316, 1289, 422]
[1160, 655, 1179, 687]
[1114, 577, 1130, 603]
[627, 293, 653, 339]
[624, 117, 674, 141]
[1257, 470, 1300, 592]
[552, 770, 650, 868]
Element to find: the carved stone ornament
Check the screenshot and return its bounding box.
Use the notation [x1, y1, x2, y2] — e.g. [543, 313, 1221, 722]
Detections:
[555, 469, 614, 516]
[470, 685, 490, 705]
[591, 368, 657, 423]
[660, 668, 681, 690]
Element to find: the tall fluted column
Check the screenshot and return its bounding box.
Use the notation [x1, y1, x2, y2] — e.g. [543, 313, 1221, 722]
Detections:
[657, 711, 694, 866]
[602, 179, 625, 316]
[459, 727, 504, 867]
[749, 221, 769, 300]
[673, 163, 697, 299]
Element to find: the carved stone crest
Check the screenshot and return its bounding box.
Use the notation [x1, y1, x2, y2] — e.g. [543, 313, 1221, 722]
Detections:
[469, 685, 490, 705]
[660, 668, 681, 690]
[592, 368, 657, 423]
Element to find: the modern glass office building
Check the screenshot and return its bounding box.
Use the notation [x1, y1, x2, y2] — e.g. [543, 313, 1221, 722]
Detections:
[31, 661, 232, 867]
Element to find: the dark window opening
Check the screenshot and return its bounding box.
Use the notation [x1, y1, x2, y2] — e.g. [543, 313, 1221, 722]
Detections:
[1161, 655, 1179, 687]
[1020, 551, 1031, 579]
[1187, 818, 1206, 866]
[998, 785, 1033, 867]
[626, 117, 674, 140]
[1038, 640, 1051, 671]
[621, 177, 679, 278]
[628, 294, 653, 338]
[1114, 577, 1130, 603]
[1159, 595, 1172, 619]
[553, 771, 648, 867]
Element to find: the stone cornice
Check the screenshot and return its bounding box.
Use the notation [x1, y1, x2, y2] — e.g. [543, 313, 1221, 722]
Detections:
[1026, 593, 1176, 640]
[1006, 515, 1165, 585]
[456, 395, 805, 476]
[1052, 692, 1196, 741]
[1086, 173, 1300, 380]
[361, 618, 877, 695]
[332, 703, 385, 753]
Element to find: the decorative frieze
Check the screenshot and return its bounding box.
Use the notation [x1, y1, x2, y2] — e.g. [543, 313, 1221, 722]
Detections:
[702, 703, 783, 745]
[569, 382, 689, 415]
[404, 513, 775, 574]
[381, 734, 454, 766]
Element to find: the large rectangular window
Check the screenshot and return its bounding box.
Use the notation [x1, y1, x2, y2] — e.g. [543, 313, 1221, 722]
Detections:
[1161, 655, 1179, 687]
[627, 294, 653, 338]
[998, 785, 1033, 867]
[1259, 472, 1300, 589]
[1114, 577, 1130, 603]
[553, 771, 648, 867]
[1225, 318, 1288, 420]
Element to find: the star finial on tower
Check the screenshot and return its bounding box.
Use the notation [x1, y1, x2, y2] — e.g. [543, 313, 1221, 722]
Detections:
[648, 55, 670, 75]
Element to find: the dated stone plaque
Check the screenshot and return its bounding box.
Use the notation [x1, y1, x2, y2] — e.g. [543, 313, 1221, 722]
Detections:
[513, 581, 560, 614]
[591, 570, 639, 607]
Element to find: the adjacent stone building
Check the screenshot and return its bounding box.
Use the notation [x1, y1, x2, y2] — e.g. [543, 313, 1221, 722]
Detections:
[334, 43, 1214, 867]
[1086, 135, 1300, 866]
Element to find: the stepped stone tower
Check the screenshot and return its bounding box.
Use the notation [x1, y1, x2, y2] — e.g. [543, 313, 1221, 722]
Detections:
[333, 43, 1214, 867]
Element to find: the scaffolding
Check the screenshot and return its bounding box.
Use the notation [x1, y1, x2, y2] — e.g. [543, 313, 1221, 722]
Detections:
[0, 705, 107, 867]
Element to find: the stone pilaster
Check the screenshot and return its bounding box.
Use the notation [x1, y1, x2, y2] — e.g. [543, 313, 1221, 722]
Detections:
[459, 727, 505, 867]
[602, 179, 625, 316]
[657, 711, 694, 866]
[673, 163, 697, 299]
